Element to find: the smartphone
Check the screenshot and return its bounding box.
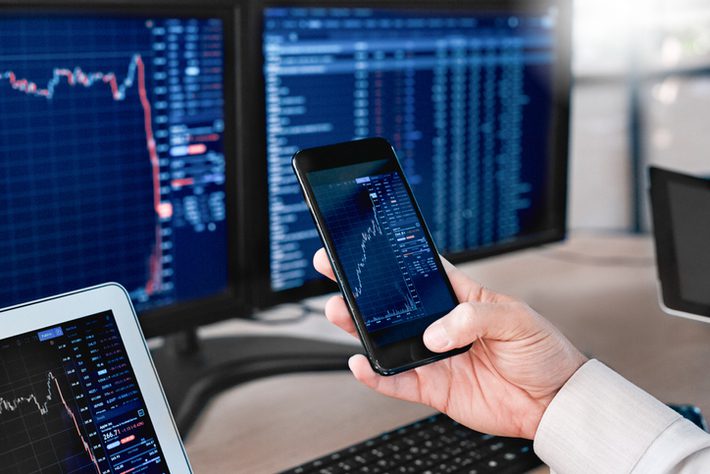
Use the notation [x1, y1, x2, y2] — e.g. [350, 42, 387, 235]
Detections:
[292, 137, 470, 375]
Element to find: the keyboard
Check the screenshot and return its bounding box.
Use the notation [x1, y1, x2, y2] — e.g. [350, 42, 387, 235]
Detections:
[281, 413, 542, 474]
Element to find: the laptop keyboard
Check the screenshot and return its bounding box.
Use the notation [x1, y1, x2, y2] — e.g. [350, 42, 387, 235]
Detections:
[281, 413, 542, 474]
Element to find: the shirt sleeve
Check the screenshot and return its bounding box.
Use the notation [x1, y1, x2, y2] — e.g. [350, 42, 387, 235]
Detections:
[533, 359, 710, 473]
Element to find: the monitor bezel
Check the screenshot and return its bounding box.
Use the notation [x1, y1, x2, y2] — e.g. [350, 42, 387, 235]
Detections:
[0, 0, 249, 337]
[244, 0, 572, 308]
[649, 166, 710, 319]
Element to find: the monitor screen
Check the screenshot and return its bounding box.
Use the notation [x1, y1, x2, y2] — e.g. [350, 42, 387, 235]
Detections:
[262, 4, 568, 294]
[0, 10, 230, 314]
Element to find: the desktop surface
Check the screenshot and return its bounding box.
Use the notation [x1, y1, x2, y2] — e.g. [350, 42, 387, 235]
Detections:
[184, 233, 710, 472]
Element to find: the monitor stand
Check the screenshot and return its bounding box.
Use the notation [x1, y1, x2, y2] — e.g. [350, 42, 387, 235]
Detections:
[150, 328, 358, 437]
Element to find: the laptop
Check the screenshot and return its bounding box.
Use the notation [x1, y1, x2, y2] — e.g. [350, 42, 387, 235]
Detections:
[0, 283, 192, 473]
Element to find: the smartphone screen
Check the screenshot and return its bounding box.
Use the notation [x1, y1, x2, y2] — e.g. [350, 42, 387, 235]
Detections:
[309, 159, 457, 346]
[294, 138, 468, 374]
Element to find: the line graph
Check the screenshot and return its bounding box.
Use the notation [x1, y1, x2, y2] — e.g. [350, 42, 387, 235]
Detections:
[314, 176, 428, 330]
[351, 195, 422, 323]
[381, 290, 419, 319]
[0, 371, 101, 474]
[0, 311, 173, 473]
[1, 54, 166, 296]
[312, 164, 458, 344]
[0, 372, 57, 417]
[347, 187, 424, 324]
[0, 15, 230, 313]
[352, 199, 383, 298]
[2, 55, 139, 101]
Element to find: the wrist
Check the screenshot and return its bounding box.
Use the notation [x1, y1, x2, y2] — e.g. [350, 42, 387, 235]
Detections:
[530, 352, 589, 439]
[529, 354, 590, 439]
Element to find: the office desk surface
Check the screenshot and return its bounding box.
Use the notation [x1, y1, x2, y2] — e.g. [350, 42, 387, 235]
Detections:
[184, 233, 710, 473]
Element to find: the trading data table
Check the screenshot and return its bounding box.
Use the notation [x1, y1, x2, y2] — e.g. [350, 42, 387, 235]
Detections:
[264, 7, 559, 291]
[0, 14, 228, 311]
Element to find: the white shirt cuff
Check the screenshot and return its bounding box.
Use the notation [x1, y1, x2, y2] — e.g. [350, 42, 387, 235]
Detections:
[533, 359, 681, 473]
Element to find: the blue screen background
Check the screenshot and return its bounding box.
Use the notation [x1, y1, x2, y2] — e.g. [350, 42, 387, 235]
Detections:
[265, 6, 559, 292]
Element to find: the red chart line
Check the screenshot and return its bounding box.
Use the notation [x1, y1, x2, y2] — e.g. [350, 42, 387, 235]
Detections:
[53, 375, 102, 474]
[0, 372, 101, 474]
[134, 55, 166, 296]
[1, 55, 167, 295]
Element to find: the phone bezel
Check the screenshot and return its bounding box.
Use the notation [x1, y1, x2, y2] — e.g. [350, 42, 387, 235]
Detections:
[292, 137, 470, 375]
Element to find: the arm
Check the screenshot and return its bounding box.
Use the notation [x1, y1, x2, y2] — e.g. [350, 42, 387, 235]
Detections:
[536, 359, 710, 473]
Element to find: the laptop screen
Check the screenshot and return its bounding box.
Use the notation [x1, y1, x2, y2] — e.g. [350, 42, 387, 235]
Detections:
[0, 310, 169, 473]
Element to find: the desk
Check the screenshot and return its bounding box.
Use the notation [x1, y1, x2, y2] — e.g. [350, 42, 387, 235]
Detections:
[183, 233, 710, 472]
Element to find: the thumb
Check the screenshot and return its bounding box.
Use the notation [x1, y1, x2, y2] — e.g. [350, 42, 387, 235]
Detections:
[423, 302, 529, 352]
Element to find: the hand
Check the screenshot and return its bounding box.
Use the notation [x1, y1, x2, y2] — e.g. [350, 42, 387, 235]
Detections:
[314, 248, 588, 439]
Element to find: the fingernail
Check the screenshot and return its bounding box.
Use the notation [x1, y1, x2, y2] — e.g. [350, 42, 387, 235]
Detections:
[424, 323, 450, 350]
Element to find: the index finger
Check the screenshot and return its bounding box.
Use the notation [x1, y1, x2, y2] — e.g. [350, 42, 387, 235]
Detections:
[440, 257, 514, 304]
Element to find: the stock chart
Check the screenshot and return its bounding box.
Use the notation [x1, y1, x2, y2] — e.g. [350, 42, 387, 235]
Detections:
[0, 312, 168, 473]
[0, 14, 228, 312]
[310, 160, 456, 345]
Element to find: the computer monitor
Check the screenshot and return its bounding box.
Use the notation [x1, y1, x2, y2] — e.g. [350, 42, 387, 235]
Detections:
[0, 0, 244, 336]
[249, 0, 571, 306]
[650, 166, 710, 322]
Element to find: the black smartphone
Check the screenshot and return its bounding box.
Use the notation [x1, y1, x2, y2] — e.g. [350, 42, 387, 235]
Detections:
[292, 137, 470, 375]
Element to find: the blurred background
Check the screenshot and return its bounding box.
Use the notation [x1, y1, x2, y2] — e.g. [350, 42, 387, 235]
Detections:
[571, 0, 710, 232]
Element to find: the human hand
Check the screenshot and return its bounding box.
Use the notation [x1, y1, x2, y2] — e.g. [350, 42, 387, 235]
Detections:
[314, 248, 588, 439]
